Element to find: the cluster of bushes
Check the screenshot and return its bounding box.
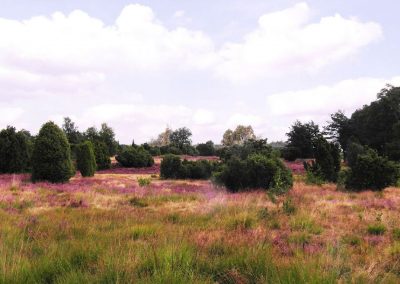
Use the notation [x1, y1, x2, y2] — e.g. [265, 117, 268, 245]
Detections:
[214, 154, 292, 193]
[342, 144, 400, 191]
[160, 154, 213, 179]
[303, 137, 341, 183]
[116, 146, 154, 168]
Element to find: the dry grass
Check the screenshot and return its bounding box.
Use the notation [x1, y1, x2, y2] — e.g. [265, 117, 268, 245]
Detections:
[1, 169, 400, 282]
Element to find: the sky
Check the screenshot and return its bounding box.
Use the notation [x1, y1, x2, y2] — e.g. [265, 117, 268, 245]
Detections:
[0, 0, 399, 144]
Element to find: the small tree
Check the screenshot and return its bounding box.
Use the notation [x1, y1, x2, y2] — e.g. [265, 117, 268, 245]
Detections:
[286, 120, 320, 159]
[304, 137, 341, 182]
[196, 141, 216, 156]
[160, 154, 182, 179]
[93, 141, 111, 170]
[345, 149, 400, 191]
[76, 141, 96, 177]
[170, 127, 192, 150]
[0, 126, 32, 173]
[32, 122, 74, 183]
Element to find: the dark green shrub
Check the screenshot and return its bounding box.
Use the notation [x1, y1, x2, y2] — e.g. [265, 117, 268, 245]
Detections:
[76, 141, 96, 177]
[215, 154, 293, 193]
[160, 154, 182, 179]
[196, 141, 216, 156]
[160, 145, 182, 155]
[160, 154, 213, 179]
[281, 146, 300, 161]
[116, 146, 154, 168]
[303, 138, 341, 183]
[0, 126, 32, 173]
[345, 149, 400, 191]
[181, 159, 212, 179]
[367, 223, 386, 235]
[93, 141, 111, 170]
[32, 122, 74, 183]
[346, 142, 365, 168]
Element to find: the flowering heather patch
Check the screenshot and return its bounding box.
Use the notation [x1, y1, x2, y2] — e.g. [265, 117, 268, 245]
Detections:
[284, 160, 306, 174]
[1, 169, 400, 282]
[97, 164, 160, 175]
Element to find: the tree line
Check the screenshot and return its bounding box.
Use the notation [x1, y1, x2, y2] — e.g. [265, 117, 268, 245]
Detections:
[0, 85, 399, 192]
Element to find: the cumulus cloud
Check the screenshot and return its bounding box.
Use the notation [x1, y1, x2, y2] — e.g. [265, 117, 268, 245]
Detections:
[215, 2, 382, 83]
[266, 76, 400, 117]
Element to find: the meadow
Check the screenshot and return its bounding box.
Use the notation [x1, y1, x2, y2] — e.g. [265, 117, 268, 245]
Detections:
[1, 158, 400, 283]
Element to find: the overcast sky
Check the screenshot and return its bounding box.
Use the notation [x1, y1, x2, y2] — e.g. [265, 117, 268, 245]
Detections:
[0, 0, 399, 144]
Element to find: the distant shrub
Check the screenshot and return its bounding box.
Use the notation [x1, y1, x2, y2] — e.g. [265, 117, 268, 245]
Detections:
[160, 154, 182, 179]
[160, 154, 213, 179]
[32, 121, 74, 183]
[303, 138, 341, 183]
[367, 223, 386, 235]
[196, 141, 216, 156]
[345, 149, 400, 191]
[336, 169, 350, 190]
[116, 146, 154, 168]
[137, 176, 151, 187]
[142, 143, 161, 156]
[93, 141, 111, 170]
[281, 146, 300, 161]
[76, 141, 96, 177]
[160, 145, 182, 155]
[214, 153, 292, 193]
[0, 126, 32, 173]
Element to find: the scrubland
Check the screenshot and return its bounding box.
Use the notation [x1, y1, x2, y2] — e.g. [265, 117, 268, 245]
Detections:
[1, 159, 400, 283]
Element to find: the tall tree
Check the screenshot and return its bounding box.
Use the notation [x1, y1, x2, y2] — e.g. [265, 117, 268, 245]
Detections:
[286, 121, 321, 159]
[170, 127, 192, 149]
[32, 122, 74, 183]
[62, 117, 82, 145]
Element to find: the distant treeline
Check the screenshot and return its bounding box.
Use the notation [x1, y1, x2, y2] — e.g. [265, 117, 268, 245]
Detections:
[0, 85, 399, 192]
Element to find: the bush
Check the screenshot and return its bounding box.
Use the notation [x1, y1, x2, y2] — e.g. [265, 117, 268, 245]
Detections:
[215, 154, 293, 193]
[32, 122, 74, 183]
[160, 154, 213, 179]
[281, 146, 300, 161]
[160, 145, 182, 155]
[137, 177, 151, 187]
[116, 146, 154, 168]
[160, 154, 182, 179]
[367, 223, 386, 235]
[345, 149, 400, 191]
[76, 141, 96, 177]
[303, 138, 341, 183]
[196, 141, 216, 156]
[93, 141, 111, 170]
[0, 126, 32, 173]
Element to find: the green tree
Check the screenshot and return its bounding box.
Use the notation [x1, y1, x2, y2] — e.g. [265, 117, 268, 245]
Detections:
[76, 141, 97, 177]
[99, 123, 118, 156]
[62, 117, 83, 145]
[93, 141, 111, 170]
[0, 126, 32, 173]
[32, 122, 74, 183]
[286, 120, 321, 159]
[196, 141, 216, 156]
[170, 127, 192, 149]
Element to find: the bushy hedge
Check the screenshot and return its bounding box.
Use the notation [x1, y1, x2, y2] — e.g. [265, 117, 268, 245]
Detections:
[345, 148, 400, 191]
[0, 126, 32, 173]
[160, 154, 213, 179]
[32, 122, 74, 183]
[116, 146, 154, 168]
[304, 138, 341, 182]
[196, 141, 216, 156]
[76, 141, 97, 177]
[214, 153, 293, 193]
[93, 141, 111, 170]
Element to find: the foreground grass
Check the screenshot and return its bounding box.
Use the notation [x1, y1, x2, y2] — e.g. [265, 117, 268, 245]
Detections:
[1, 173, 400, 283]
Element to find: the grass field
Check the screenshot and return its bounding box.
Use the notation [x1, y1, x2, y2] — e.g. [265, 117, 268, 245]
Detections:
[1, 161, 400, 283]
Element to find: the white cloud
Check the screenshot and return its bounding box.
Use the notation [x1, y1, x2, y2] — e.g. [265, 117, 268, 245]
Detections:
[215, 2, 382, 83]
[193, 109, 215, 125]
[266, 76, 400, 117]
[0, 106, 24, 126]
